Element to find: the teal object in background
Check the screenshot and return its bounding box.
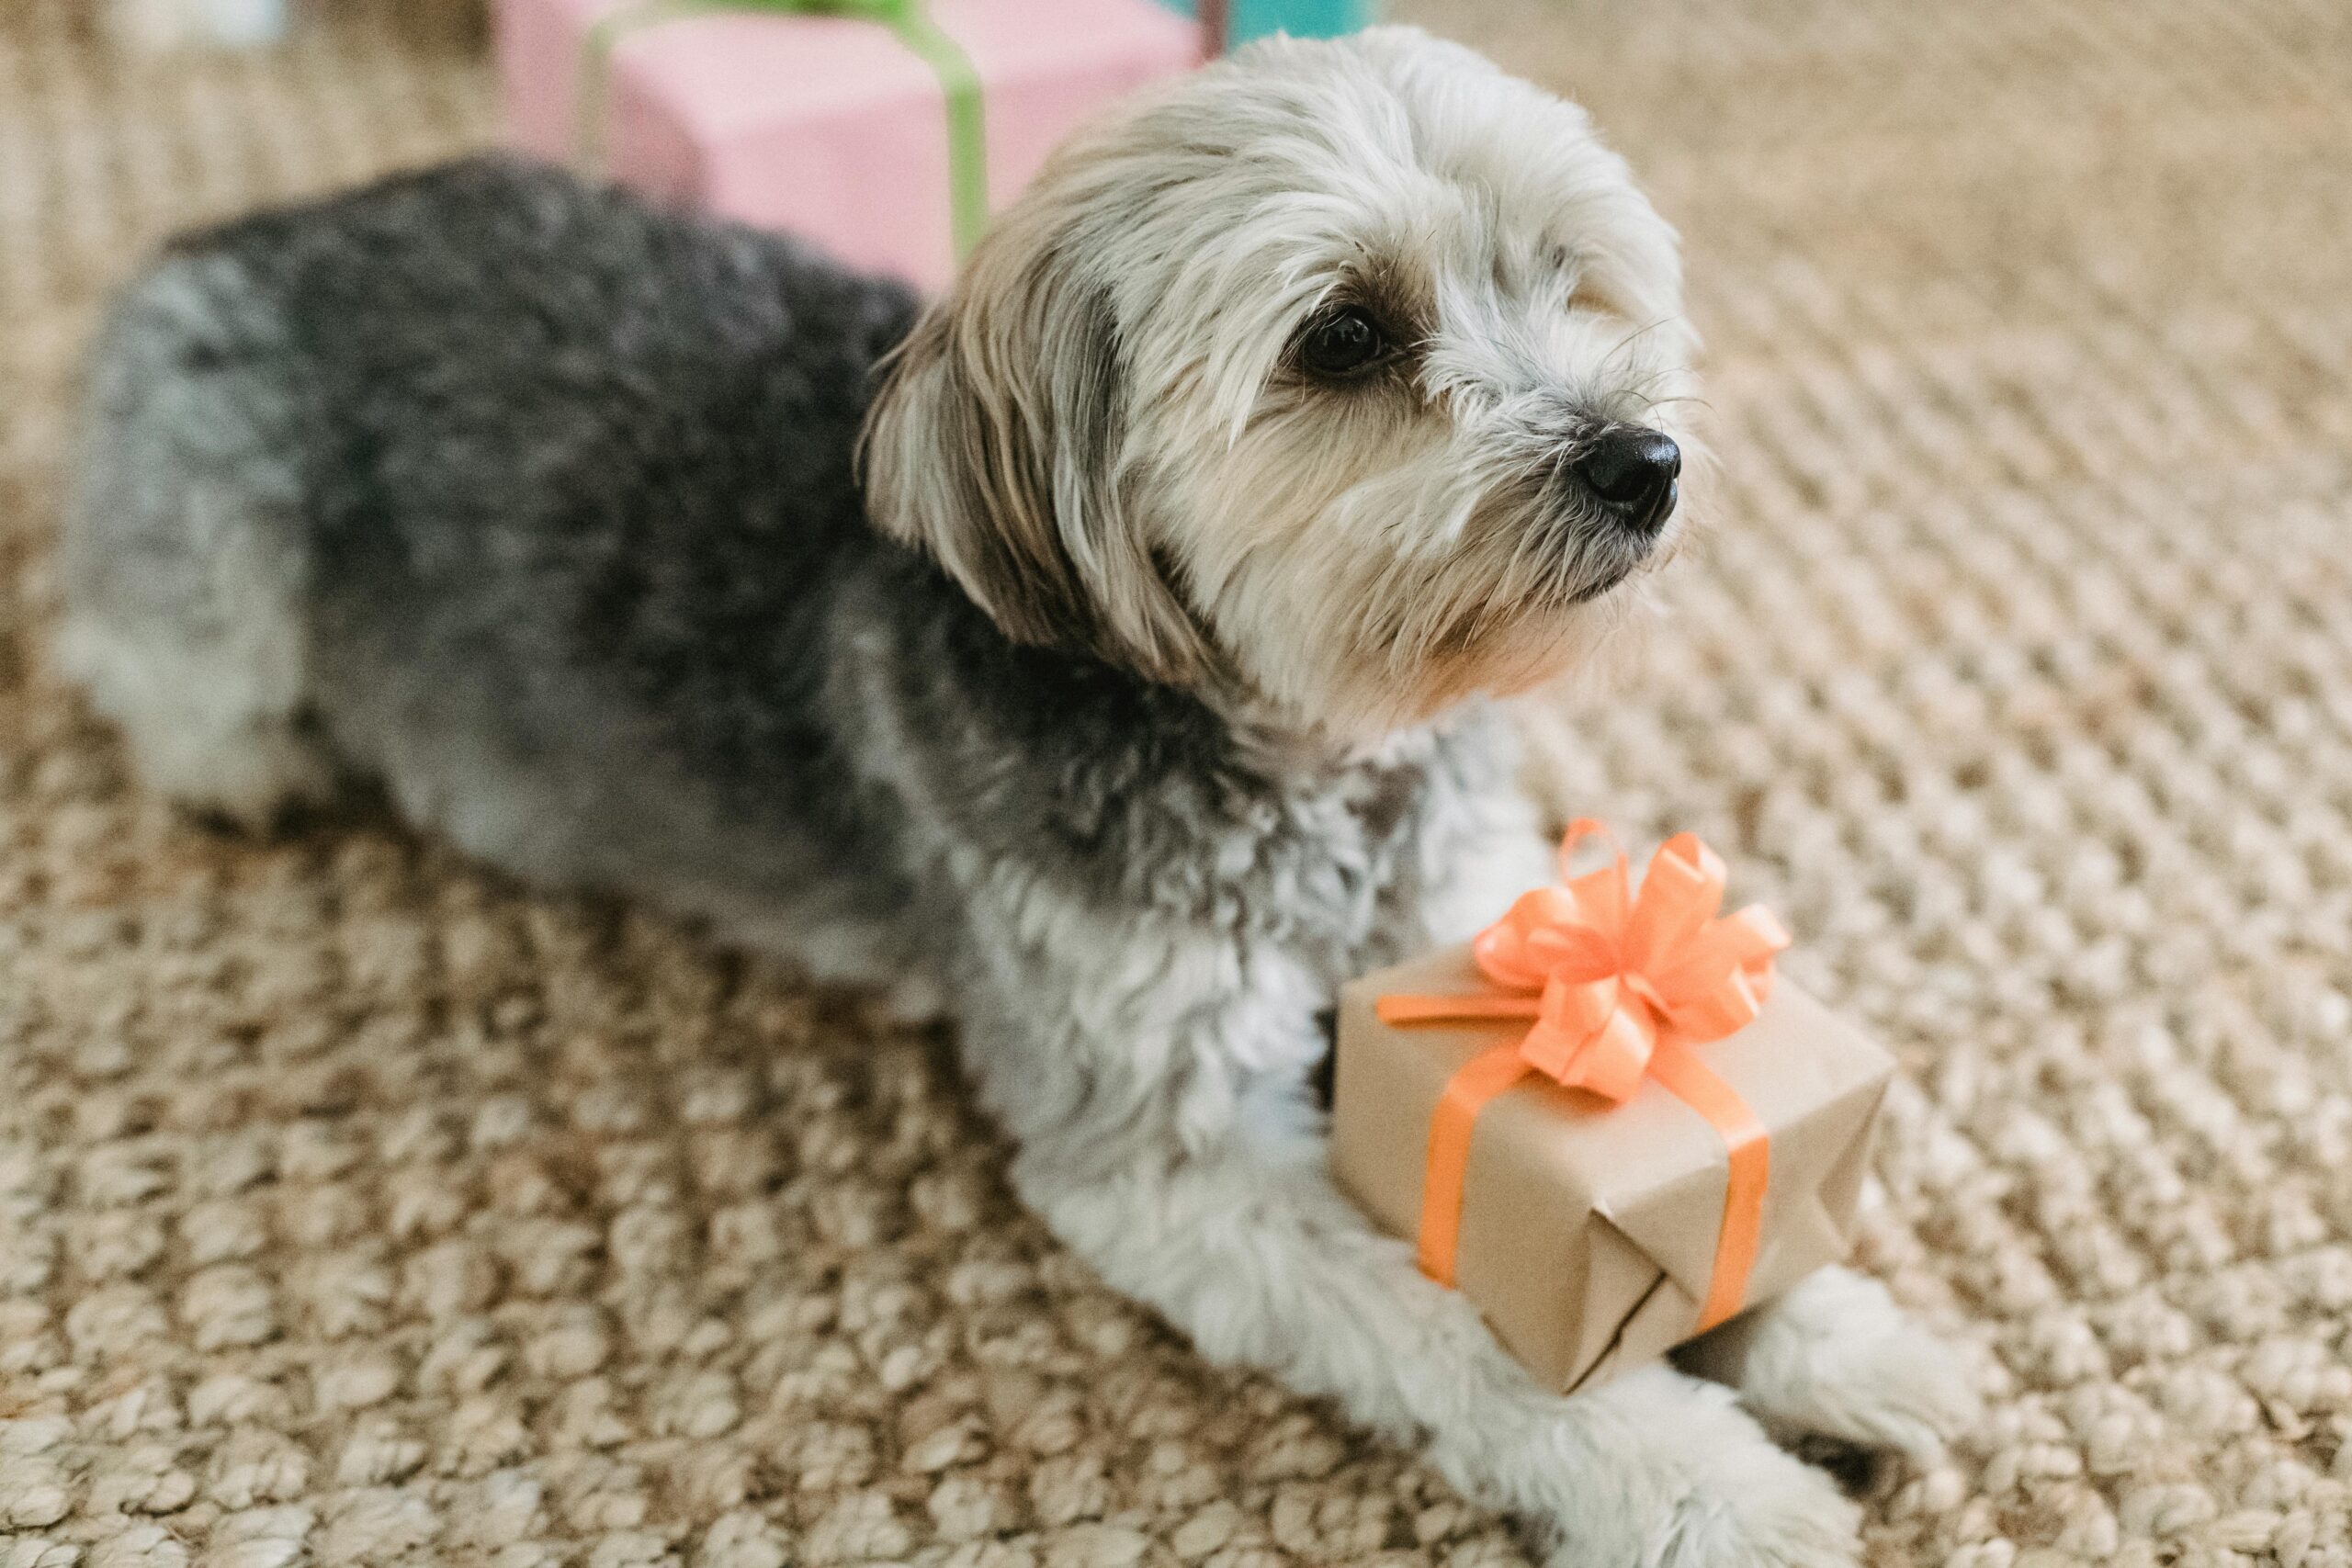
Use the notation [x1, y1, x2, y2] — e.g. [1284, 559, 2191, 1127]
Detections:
[1156, 0, 1376, 47]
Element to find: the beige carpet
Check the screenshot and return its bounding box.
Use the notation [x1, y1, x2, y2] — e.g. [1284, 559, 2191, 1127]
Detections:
[5, 1, 2352, 1563]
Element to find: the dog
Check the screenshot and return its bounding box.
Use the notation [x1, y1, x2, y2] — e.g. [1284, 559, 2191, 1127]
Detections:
[60, 28, 1973, 1565]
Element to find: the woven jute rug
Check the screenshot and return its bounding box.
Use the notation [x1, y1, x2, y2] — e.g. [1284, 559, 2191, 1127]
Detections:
[5, 1, 2351, 1563]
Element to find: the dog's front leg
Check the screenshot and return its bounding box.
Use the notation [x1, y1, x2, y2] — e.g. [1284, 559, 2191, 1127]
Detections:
[1014, 1120, 1862, 1568]
[961, 927, 1862, 1568]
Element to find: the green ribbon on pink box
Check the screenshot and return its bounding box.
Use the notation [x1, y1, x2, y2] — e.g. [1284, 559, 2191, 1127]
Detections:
[578, 0, 989, 259]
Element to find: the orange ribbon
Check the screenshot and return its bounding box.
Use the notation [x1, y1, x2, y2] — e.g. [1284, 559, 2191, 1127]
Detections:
[1377, 821, 1790, 1332]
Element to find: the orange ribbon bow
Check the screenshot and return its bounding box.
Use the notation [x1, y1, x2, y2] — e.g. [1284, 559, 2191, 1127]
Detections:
[1377, 820, 1791, 1332]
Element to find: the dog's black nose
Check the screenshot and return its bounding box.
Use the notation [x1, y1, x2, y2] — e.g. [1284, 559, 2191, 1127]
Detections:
[1573, 427, 1680, 536]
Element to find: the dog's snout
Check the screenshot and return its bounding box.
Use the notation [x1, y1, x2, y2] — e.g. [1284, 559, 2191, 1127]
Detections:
[1572, 427, 1680, 536]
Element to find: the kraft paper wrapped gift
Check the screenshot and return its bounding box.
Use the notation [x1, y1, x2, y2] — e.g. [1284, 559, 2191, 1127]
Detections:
[1329, 827, 1895, 1394]
[497, 0, 1201, 292]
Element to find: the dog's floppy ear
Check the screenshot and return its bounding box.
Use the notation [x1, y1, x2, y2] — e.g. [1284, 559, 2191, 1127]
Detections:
[861, 206, 1211, 685]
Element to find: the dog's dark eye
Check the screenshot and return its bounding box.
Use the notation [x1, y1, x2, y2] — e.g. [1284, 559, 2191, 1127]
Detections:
[1299, 306, 1387, 378]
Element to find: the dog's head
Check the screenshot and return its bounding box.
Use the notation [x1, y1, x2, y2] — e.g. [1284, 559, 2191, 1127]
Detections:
[864, 26, 1694, 738]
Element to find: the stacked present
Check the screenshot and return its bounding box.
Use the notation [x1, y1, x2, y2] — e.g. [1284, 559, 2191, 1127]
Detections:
[1332, 824, 1895, 1392]
[497, 0, 1201, 291]
[494, 0, 1388, 290]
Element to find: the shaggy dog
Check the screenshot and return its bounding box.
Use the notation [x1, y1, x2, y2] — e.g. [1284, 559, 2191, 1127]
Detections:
[62, 28, 1972, 1565]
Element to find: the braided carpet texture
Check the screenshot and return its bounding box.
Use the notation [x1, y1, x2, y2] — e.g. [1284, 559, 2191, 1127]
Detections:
[5, 1, 2351, 1563]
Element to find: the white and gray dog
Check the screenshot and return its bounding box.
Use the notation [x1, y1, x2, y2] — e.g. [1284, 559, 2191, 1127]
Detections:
[62, 28, 1972, 1566]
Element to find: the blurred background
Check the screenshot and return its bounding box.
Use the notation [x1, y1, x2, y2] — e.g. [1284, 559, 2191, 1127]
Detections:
[2, 3, 2349, 1564]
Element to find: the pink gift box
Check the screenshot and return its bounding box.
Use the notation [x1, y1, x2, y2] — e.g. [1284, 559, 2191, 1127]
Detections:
[497, 0, 1202, 293]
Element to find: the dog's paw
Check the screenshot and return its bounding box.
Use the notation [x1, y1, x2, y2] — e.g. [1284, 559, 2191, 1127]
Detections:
[1713, 1268, 1981, 1464]
[1533, 1366, 1864, 1568]
[1600, 1444, 1861, 1568]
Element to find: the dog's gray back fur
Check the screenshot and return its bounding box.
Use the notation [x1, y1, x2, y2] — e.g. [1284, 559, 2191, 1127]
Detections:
[63, 155, 1512, 1073]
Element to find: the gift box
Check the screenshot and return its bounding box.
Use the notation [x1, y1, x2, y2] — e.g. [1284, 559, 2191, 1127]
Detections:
[1158, 0, 1377, 50]
[497, 0, 1202, 293]
[1330, 825, 1894, 1394]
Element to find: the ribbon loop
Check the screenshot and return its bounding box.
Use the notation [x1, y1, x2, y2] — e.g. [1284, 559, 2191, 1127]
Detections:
[1430, 825, 1788, 1100]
